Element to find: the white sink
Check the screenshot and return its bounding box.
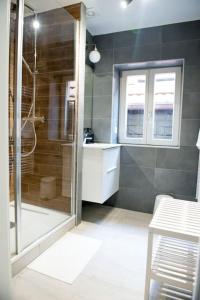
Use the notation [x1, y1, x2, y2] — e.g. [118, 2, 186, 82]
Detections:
[83, 143, 120, 150]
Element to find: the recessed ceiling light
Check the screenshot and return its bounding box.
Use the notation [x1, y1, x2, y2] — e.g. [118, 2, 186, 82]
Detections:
[86, 9, 96, 17]
[121, 0, 133, 9]
[121, 0, 128, 8]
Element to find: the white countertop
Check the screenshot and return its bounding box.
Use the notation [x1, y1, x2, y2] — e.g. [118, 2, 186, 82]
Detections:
[83, 143, 120, 150]
[197, 129, 200, 150]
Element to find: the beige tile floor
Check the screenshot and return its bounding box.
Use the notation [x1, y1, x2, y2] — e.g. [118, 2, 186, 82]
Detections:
[12, 203, 152, 300]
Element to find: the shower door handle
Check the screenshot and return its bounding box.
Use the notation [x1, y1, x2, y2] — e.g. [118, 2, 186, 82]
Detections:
[67, 100, 75, 142]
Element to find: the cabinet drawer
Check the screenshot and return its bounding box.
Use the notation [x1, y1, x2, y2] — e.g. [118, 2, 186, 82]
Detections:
[103, 147, 120, 173]
[103, 166, 119, 201]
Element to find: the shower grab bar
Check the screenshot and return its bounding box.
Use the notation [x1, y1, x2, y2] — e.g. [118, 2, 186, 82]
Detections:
[67, 100, 76, 142]
[61, 95, 76, 142]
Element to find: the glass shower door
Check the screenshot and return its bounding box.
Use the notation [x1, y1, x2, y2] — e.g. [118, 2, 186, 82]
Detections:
[10, 0, 77, 254]
[20, 5, 77, 250]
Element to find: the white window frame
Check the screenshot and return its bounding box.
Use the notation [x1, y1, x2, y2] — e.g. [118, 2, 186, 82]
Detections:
[119, 69, 149, 145]
[119, 67, 182, 147]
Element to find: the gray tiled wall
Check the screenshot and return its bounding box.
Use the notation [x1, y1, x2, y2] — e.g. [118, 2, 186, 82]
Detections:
[92, 20, 200, 213]
[84, 65, 93, 128]
[84, 31, 95, 129]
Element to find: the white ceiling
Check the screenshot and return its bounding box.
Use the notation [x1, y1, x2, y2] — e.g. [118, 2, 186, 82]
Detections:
[26, 0, 200, 35]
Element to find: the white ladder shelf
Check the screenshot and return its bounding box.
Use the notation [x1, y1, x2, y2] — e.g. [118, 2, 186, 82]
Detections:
[145, 198, 200, 300]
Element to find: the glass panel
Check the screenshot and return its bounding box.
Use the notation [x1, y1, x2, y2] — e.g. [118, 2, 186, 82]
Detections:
[152, 72, 176, 140]
[20, 6, 76, 249]
[126, 75, 146, 139]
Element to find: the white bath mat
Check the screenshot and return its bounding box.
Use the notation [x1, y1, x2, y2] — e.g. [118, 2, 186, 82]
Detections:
[28, 232, 102, 284]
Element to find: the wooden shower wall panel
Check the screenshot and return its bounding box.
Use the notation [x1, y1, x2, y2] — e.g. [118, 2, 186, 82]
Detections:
[21, 7, 77, 213]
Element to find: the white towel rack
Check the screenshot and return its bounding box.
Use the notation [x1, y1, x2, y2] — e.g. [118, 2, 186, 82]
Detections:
[144, 198, 200, 300]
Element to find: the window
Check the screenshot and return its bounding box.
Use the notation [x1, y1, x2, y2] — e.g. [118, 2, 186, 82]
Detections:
[119, 67, 182, 147]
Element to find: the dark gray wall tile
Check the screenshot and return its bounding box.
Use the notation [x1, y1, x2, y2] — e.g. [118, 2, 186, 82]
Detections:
[86, 30, 94, 45]
[133, 44, 161, 62]
[85, 73, 93, 98]
[84, 64, 93, 128]
[93, 96, 112, 118]
[107, 187, 156, 213]
[162, 21, 200, 43]
[93, 118, 111, 143]
[84, 118, 92, 128]
[114, 44, 161, 64]
[93, 73, 113, 96]
[156, 147, 199, 172]
[111, 68, 120, 143]
[182, 92, 200, 119]
[184, 66, 200, 92]
[180, 119, 200, 146]
[113, 47, 132, 64]
[86, 30, 95, 68]
[121, 146, 157, 168]
[113, 31, 137, 49]
[84, 97, 93, 118]
[95, 48, 114, 74]
[94, 33, 114, 50]
[120, 164, 155, 189]
[161, 40, 200, 66]
[155, 168, 197, 197]
[113, 26, 162, 48]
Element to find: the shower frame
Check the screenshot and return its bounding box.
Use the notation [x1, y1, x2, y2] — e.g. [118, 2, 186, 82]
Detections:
[14, 0, 39, 253]
[0, 0, 85, 297]
[12, 0, 86, 256]
[0, 0, 12, 298]
[14, 0, 24, 254]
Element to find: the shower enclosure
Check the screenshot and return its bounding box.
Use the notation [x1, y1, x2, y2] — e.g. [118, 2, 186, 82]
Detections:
[9, 0, 79, 256]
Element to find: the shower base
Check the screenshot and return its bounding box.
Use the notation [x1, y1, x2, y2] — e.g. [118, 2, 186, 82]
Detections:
[22, 191, 71, 213]
[10, 202, 71, 256]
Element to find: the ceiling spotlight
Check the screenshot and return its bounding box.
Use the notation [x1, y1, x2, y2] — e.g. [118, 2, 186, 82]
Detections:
[121, 0, 133, 9]
[33, 18, 40, 30]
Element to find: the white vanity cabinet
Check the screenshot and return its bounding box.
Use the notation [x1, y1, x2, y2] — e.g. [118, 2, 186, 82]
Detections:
[82, 144, 120, 204]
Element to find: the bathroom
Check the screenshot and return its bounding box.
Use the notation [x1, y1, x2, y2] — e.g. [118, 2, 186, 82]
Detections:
[0, 0, 200, 299]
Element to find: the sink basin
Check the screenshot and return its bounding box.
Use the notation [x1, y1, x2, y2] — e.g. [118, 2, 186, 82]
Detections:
[83, 143, 120, 150]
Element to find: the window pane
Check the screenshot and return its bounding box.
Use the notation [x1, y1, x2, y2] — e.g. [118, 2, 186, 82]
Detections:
[126, 75, 146, 138]
[152, 72, 176, 140]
